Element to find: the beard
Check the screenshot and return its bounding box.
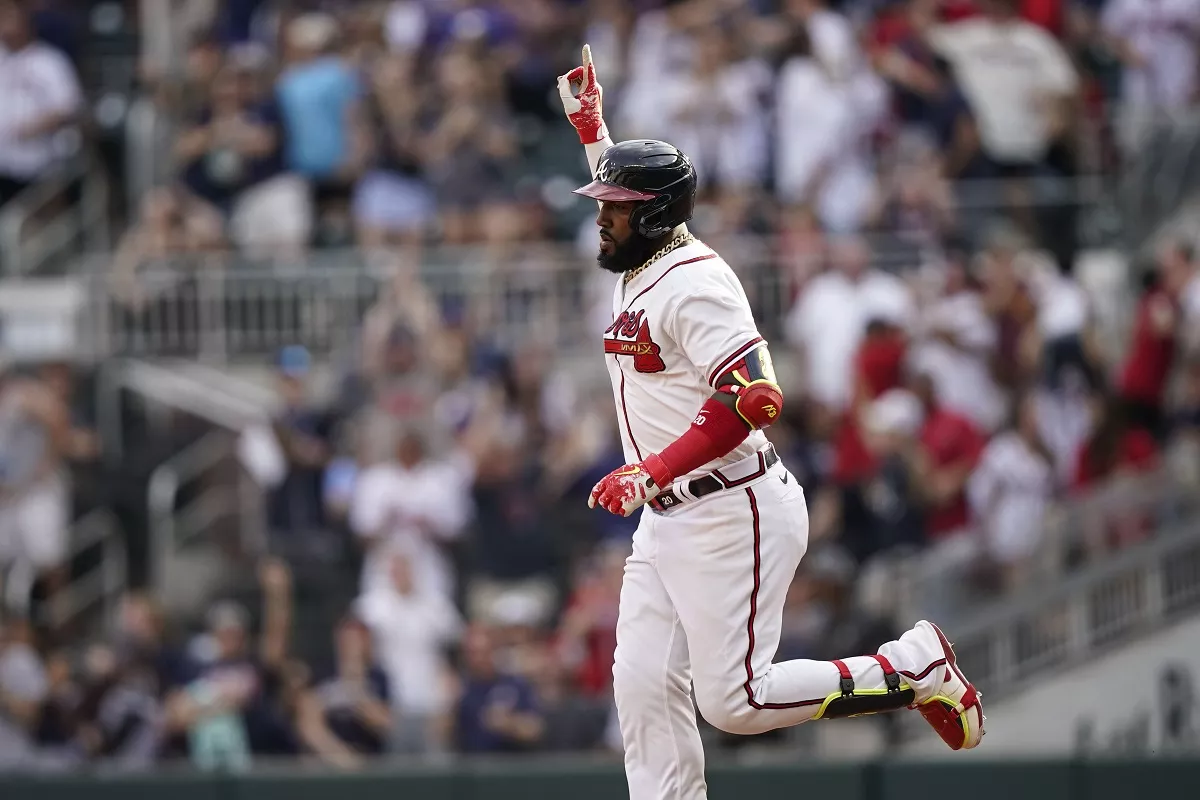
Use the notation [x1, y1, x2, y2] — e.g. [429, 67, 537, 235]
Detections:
[597, 231, 663, 275]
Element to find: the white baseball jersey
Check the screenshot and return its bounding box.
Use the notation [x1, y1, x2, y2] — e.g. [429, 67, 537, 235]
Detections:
[601, 239, 768, 481]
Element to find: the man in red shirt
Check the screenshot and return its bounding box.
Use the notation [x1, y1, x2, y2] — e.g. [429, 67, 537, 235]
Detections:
[912, 373, 988, 541]
[1118, 265, 1181, 439]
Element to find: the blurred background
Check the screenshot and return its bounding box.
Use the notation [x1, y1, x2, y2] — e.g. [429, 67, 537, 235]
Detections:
[0, 0, 1199, 789]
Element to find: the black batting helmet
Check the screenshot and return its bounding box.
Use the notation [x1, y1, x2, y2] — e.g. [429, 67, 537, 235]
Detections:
[574, 140, 697, 239]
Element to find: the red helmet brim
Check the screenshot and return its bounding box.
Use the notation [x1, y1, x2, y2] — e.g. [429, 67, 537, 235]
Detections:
[573, 179, 659, 202]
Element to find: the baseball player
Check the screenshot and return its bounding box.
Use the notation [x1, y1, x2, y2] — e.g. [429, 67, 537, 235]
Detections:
[557, 46, 984, 799]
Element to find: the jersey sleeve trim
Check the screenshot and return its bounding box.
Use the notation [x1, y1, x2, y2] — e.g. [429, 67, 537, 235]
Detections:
[707, 336, 766, 388]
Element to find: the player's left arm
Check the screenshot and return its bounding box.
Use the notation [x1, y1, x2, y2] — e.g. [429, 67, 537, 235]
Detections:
[557, 45, 614, 179]
[589, 289, 783, 517]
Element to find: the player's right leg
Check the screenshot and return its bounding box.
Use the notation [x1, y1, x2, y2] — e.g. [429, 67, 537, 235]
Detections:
[653, 471, 984, 749]
[614, 515, 708, 800]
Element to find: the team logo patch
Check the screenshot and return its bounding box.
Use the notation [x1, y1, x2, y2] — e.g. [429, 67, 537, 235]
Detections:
[604, 309, 666, 373]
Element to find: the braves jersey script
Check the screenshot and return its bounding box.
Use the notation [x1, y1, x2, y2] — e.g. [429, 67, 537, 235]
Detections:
[603, 239, 769, 482]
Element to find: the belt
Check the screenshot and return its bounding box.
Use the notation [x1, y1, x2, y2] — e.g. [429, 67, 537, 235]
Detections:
[649, 445, 779, 514]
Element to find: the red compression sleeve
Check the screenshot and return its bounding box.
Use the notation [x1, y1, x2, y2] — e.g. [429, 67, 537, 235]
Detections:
[643, 396, 751, 487]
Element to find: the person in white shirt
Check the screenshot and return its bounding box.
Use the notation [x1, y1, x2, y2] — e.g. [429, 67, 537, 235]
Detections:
[967, 392, 1055, 590]
[1101, 0, 1200, 150]
[614, 1, 703, 139]
[773, 24, 887, 233]
[1167, 241, 1200, 356]
[0, 0, 82, 207]
[349, 428, 473, 602]
[662, 30, 771, 192]
[785, 235, 916, 411]
[910, 244, 1008, 432]
[356, 550, 462, 754]
[927, 0, 1078, 173]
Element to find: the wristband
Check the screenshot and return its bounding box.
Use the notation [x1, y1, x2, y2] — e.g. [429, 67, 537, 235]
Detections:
[577, 118, 608, 145]
[644, 397, 751, 487]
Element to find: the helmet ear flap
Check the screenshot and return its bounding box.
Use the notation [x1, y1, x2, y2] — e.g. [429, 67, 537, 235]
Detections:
[632, 196, 672, 239]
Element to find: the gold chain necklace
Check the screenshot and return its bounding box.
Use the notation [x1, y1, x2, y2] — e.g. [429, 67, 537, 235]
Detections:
[622, 233, 696, 285]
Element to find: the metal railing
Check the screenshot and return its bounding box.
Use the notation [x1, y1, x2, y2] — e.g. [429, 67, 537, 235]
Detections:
[80, 220, 1119, 365]
[98, 359, 272, 599]
[49, 509, 127, 632]
[936, 506, 1200, 703]
[0, 155, 110, 277]
[892, 465, 1200, 626]
[147, 430, 256, 591]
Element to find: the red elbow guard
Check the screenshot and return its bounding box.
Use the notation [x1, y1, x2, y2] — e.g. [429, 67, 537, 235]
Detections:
[734, 380, 784, 430]
[644, 397, 751, 487]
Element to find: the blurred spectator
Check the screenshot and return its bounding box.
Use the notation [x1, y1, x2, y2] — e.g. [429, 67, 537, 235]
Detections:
[276, 12, 367, 245]
[910, 241, 1007, 432]
[151, 31, 225, 120]
[1117, 264, 1180, 440]
[928, 0, 1079, 179]
[349, 427, 472, 602]
[1071, 394, 1159, 549]
[466, 426, 561, 628]
[525, 632, 611, 753]
[616, 0, 709, 138]
[298, 615, 391, 766]
[929, 0, 1081, 260]
[0, 360, 70, 619]
[1169, 359, 1200, 485]
[555, 541, 625, 698]
[967, 390, 1055, 591]
[977, 232, 1039, 390]
[420, 48, 520, 245]
[359, 323, 440, 447]
[662, 29, 770, 193]
[1169, 242, 1200, 357]
[356, 551, 462, 754]
[37, 363, 101, 516]
[453, 625, 543, 754]
[0, 619, 49, 769]
[786, 235, 914, 411]
[912, 371, 988, 543]
[175, 56, 311, 258]
[869, 0, 982, 176]
[276, 13, 364, 183]
[108, 185, 226, 310]
[0, 0, 82, 210]
[163, 559, 293, 770]
[841, 387, 926, 563]
[582, 0, 637, 97]
[69, 642, 162, 769]
[353, 52, 434, 248]
[239, 346, 335, 563]
[1101, 0, 1200, 151]
[773, 25, 879, 233]
[865, 135, 957, 251]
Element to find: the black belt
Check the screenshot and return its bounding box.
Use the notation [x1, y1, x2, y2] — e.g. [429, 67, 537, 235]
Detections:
[649, 445, 779, 514]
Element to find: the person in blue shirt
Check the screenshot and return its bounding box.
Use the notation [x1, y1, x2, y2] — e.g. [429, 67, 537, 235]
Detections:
[454, 625, 543, 753]
[274, 13, 363, 182]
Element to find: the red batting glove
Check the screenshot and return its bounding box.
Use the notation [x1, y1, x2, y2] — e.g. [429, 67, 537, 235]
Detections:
[588, 457, 670, 517]
[557, 44, 608, 145]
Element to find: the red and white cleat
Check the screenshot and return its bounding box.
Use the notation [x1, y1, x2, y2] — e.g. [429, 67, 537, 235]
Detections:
[911, 621, 985, 750]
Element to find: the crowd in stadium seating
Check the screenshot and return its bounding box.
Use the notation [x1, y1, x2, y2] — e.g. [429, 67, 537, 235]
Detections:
[3, 0, 1200, 773]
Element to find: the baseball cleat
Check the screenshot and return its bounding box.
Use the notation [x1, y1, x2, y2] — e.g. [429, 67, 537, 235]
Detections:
[911, 620, 985, 750]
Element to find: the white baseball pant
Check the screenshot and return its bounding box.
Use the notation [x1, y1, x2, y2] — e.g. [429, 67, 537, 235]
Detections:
[613, 455, 949, 800]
